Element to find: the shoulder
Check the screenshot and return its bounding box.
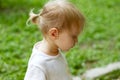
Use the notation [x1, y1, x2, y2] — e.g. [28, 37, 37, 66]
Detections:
[28, 42, 48, 68]
[28, 51, 48, 68]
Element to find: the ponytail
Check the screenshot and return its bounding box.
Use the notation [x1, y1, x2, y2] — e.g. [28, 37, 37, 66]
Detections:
[26, 9, 41, 26]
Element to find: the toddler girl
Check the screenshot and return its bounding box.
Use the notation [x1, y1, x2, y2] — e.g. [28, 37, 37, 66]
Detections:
[24, 0, 85, 80]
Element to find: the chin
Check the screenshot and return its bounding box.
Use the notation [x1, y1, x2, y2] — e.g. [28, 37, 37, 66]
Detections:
[62, 48, 71, 52]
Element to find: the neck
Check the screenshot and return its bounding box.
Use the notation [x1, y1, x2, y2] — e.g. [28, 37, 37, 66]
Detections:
[39, 38, 59, 56]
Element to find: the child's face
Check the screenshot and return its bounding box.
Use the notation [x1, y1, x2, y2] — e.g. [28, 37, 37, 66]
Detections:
[56, 26, 81, 51]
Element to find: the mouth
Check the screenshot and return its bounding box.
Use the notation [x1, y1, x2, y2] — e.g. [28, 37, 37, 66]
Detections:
[72, 43, 75, 48]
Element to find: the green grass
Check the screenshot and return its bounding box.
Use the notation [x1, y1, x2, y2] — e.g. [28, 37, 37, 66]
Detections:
[0, 0, 120, 80]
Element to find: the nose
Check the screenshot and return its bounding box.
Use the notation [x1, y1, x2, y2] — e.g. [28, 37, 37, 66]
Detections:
[74, 38, 78, 44]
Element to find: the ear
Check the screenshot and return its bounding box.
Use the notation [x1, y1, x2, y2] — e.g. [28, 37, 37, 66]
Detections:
[48, 28, 59, 40]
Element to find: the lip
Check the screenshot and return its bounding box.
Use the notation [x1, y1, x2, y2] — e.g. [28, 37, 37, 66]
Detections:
[71, 44, 75, 49]
[73, 42, 76, 47]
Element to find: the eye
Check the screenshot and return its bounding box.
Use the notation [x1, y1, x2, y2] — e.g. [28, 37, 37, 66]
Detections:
[72, 35, 77, 39]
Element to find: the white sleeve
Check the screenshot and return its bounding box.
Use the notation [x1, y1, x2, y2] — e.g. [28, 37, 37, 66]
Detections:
[24, 65, 46, 80]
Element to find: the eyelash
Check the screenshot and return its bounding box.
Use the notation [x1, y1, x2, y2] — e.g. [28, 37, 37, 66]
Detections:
[72, 35, 77, 38]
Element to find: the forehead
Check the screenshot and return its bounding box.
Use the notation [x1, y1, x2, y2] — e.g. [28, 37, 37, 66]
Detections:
[61, 22, 83, 35]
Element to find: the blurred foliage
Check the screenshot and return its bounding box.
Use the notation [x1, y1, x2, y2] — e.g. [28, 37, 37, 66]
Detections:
[0, 0, 120, 80]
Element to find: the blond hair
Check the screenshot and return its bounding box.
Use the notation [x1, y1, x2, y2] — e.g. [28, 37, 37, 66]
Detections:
[27, 0, 85, 36]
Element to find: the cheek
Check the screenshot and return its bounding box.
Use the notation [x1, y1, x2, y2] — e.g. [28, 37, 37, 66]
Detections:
[63, 38, 74, 49]
[66, 38, 74, 45]
[56, 32, 75, 51]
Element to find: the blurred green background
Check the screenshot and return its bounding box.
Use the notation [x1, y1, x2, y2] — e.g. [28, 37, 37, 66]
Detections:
[0, 0, 120, 80]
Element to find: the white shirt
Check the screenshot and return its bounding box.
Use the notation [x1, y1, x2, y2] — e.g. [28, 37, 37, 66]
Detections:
[24, 42, 73, 80]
